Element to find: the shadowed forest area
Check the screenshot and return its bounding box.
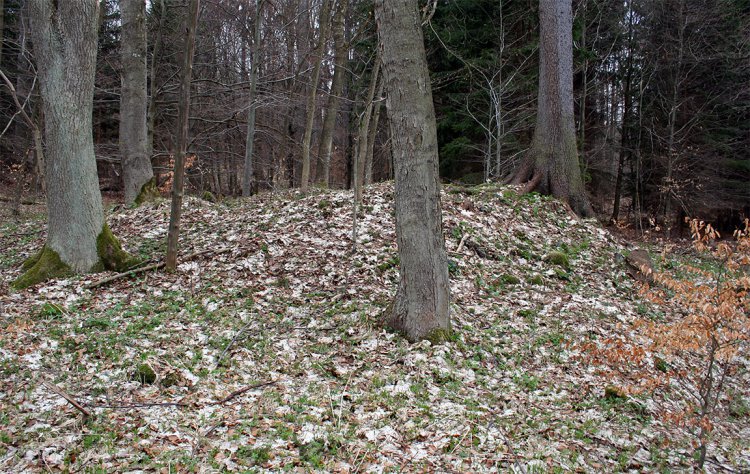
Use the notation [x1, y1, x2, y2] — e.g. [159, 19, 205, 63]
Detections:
[0, 0, 749, 472]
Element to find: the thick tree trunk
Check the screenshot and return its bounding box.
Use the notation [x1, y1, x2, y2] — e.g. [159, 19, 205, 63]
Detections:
[508, 0, 593, 218]
[165, 0, 200, 271]
[16, 0, 132, 289]
[375, 0, 451, 342]
[242, 0, 264, 197]
[120, 0, 155, 205]
[300, 0, 332, 191]
[316, 0, 348, 187]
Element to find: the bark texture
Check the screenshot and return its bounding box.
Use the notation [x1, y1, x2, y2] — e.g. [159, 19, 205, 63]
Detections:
[508, 0, 594, 217]
[375, 0, 451, 342]
[23, 1, 122, 276]
[120, 0, 154, 205]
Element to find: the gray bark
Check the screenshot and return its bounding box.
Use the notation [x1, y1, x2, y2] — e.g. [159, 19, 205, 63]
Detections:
[29, 0, 105, 272]
[375, 0, 451, 342]
[147, 0, 166, 159]
[242, 0, 264, 197]
[365, 78, 384, 185]
[120, 0, 153, 205]
[300, 0, 332, 191]
[316, 0, 348, 187]
[508, 0, 593, 217]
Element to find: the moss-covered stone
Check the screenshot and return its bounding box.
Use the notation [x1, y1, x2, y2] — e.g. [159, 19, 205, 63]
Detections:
[96, 223, 140, 272]
[12, 246, 72, 290]
[497, 274, 520, 285]
[132, 177, 160, 207]
[545, 251, 570, 269]
[132, 363, 157, 385]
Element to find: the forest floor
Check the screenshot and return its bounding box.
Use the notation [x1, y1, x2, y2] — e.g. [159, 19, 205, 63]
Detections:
[0, 183, 748, 473]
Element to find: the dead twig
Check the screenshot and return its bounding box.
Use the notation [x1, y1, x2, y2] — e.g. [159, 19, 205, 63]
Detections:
[90, 401, 188, 409]
[456, 233, 469, 254]
[211, 380, 277, 405]
[84, 246, 236, 289]
[215, 319, 254, 368]
[42, 381, 91, 418]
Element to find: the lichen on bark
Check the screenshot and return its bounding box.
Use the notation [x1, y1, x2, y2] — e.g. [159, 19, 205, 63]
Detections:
[12, 246, 72, 290]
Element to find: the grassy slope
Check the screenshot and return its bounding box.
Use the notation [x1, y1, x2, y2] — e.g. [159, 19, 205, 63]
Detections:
[0, 183, 747, 472]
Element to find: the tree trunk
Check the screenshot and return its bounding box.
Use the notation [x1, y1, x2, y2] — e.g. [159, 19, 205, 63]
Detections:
[120, 0, 155, 205]
[354, 55, 381, 202]
[375, 0, 451, 342]
[147, 0, 166, 163]
[300, 0, 332, 191]
[15, 0, 133, 289]
[242, 0, 264, 197]
[316, 0, 348, 187]
[508, 0, 593, 217]
[166, 0, 201, 271]
[365, 77, 384, 185]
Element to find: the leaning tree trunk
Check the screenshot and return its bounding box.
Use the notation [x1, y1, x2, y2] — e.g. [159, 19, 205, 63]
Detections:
[120, 0, 156, 206]
[507, 0, 593, 217]
[375, 0, 451, 342]
[15, 0, 133, 289]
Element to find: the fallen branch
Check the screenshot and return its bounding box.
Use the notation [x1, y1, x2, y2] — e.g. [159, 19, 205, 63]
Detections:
[90, 401, 188, 409]
[211, 380, 277, 405]
[0, 195, 41, 206]
[84, 246, 235, 289]
[456, 233, 469, 254]
[42, 381, 91, 418]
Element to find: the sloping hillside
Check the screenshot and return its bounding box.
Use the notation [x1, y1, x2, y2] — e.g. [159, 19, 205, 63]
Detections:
[0, 183, 748, 472]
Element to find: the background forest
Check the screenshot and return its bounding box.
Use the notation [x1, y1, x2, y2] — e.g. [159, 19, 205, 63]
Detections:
[0, 0, 748, 229]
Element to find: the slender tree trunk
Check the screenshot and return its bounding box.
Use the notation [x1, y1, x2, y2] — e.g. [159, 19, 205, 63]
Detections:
[508, 0, 593, 217]
[316, 0, 348, 187]
[16, 0, 132, 289]
[0, 0, 5, 65]
[355, 55, 381, 202]
[166, 0, 200, 271]
[242, 0, 264, 196]
[120, 0, 155, 205]
[375, 0, 451, 342]
[365, 78, 384, 184]
[300, 0, 332, 191]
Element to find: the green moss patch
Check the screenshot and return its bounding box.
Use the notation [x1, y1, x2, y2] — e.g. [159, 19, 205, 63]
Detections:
[132, 177, 160, 207]
[544, 251, 570, 269]
[96, 224, 140, 272]
[12, 246, 72, 290]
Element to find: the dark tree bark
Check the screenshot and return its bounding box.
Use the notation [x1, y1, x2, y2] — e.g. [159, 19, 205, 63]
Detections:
[120, 0, 155, 205]
[375, 0, 451, 342]
[14, 0, 133, 289]
[507, 0, 594, 217]
[166, 0, 201, 271]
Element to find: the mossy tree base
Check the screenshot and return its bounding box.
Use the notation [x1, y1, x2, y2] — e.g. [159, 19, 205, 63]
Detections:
[13, 223, 139, 290]
[13, 246, 72, 290]
[132, 177, 160, 207]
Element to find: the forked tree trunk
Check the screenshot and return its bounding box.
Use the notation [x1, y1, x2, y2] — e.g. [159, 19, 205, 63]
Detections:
[120, 0, 155, 205]
[15, 0, 133, 289]
[375, 0, 451, 342]
[316, 0, 348, 187]
[300, 0, 332, 191]
[365, 78, 384, 185]
[507, 0, 593, 217]
[354, 55, 380, 202]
